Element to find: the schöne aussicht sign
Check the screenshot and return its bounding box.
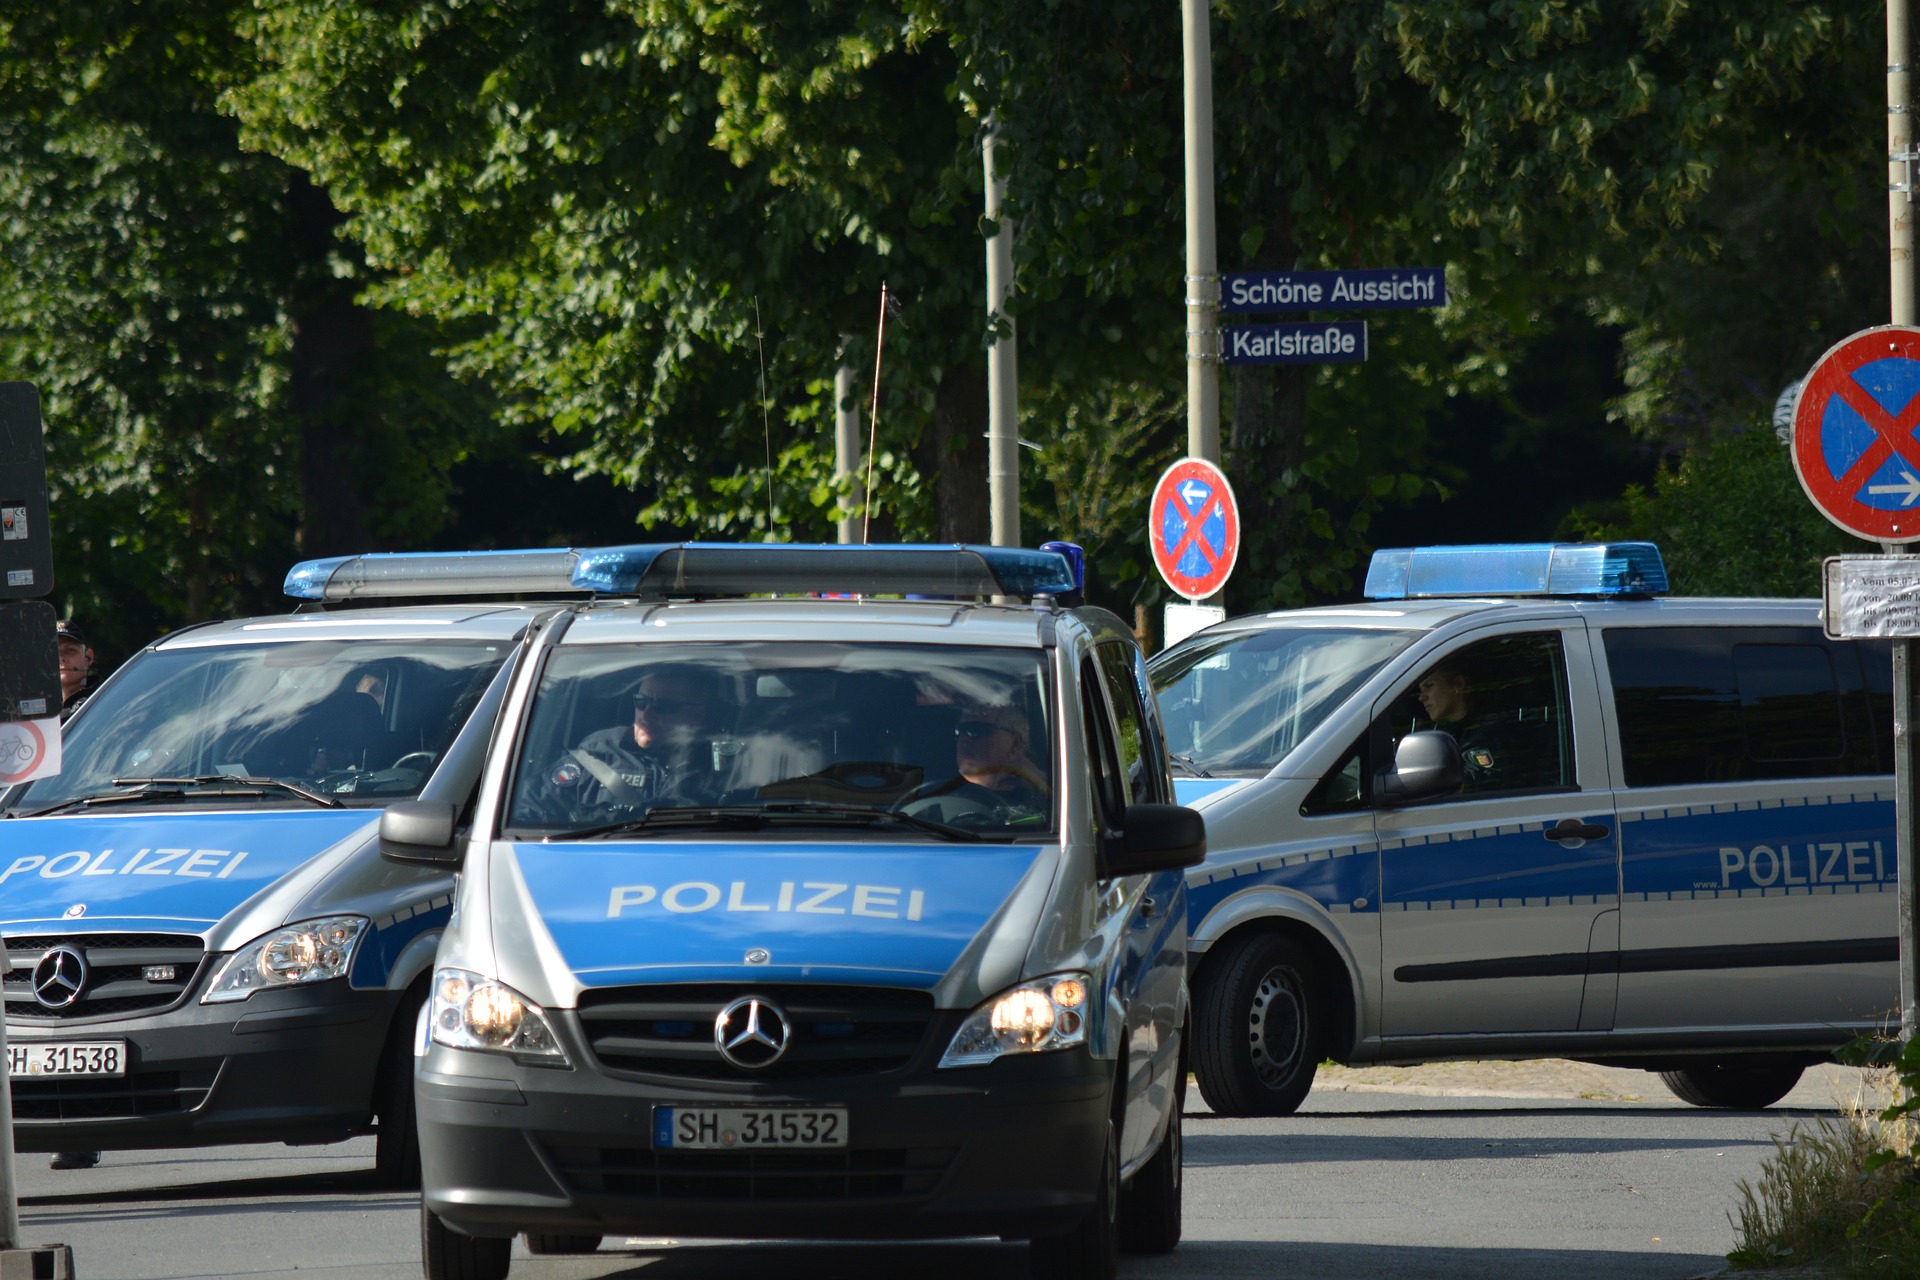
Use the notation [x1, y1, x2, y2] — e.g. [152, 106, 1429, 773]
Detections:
[1220, 267, 1446, 314]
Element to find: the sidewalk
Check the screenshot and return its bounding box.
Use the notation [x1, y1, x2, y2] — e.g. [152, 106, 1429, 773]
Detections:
[1312, 1059, 1871, 1109]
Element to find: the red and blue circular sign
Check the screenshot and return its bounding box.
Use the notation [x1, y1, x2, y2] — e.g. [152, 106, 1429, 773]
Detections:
[1149, 458, 1240, 600]
[1792, 325, 1920, 543]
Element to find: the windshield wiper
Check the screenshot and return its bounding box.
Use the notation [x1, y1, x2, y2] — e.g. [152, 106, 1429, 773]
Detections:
[111, 775, 346, 808]
[546, 801, 987, 843]
[1169, 753, 1214, 778]
[23, 775, 347, 816]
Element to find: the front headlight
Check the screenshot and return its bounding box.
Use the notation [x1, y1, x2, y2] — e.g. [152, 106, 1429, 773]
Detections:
[428, 967, 568, 1065]
[201, 916, 367, 1004]
[939, 972, 1092, 1068]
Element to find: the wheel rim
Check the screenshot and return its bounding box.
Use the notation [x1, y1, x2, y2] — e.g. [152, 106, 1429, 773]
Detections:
[1246, 963, 1306, 1088]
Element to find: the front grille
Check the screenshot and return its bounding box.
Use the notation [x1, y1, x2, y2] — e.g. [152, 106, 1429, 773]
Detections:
[545, 1141, 953, 1201]
[575, 984, 937, 1082]
[10, 1066, 218, 1122]
[3, 934, 206, 1024]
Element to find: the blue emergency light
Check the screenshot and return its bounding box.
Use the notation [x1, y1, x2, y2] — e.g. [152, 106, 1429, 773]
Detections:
[284, 549, 588, 601]
[1363, 542, 1668, 600]
[570, 543, 1080, 601]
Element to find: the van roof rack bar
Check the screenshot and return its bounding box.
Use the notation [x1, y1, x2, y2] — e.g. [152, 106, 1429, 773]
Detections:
[1364, 542, 1668, 600]
[285, 549, 587, 601]
[572, 543, 1078, 601]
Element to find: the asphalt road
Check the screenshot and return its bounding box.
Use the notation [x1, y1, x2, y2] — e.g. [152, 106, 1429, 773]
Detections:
[9, 1064, 1869, 1280]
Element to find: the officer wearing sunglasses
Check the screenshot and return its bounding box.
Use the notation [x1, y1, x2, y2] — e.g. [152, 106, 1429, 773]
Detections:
[534, 665, 721, 821]
[903, 698, 1049, 828]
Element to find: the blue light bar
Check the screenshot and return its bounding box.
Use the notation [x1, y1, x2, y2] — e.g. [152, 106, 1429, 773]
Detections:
[571, 543, 1079, 601]
[285, 549, 587, 601]
[1363, 542, 1668, 600]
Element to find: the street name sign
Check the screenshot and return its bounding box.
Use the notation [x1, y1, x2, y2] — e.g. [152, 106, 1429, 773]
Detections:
[1149, 458, 1240, 601]
[1791, 326, 1920, 542]
[1221, 321, 1367, 366]
[1220, 267, 1447, 313]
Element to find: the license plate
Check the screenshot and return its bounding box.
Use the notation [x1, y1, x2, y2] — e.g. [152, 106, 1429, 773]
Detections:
[5, 1040, 127, 1078]
[654, 1106, 847, 1150]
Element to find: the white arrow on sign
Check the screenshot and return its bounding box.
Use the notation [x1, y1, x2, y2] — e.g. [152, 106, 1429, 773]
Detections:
[1867, 470, 1920, 506]
[1179, 480, 1210, 505]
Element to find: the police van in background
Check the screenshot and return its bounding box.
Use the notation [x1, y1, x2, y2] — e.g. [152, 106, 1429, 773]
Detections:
[0, 550, 588, 1183]
[384, 542, 1200, 1280]
[1150, 542, 1896, 1116]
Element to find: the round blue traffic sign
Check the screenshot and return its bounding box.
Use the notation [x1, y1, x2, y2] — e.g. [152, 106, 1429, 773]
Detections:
[1149, 458, 1240, 600]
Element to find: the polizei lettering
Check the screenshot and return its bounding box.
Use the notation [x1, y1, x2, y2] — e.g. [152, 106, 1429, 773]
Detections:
[0, 848, 250, 885]
[607, 880, 927, 922]
[1708, 842, 1889, 890]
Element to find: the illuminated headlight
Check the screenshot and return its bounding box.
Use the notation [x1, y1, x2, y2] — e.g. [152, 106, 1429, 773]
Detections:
[939, 972, 1091, 1068]
[201, 916, 367, 1003]
[428, 968, 568, 1064]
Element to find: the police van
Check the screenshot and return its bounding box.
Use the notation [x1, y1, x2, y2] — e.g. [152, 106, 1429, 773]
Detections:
[383, 542, 1201, 1280]
[0, 550, 590, 1182]
[1150, 542, 1897, 1116]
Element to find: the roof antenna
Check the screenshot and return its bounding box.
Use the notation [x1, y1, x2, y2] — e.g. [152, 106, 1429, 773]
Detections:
[755, 297, 775, 540]
[863, 281, 893, 544]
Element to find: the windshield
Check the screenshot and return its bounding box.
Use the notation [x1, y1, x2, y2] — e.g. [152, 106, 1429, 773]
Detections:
[505, 642, 1054, 840]
[8, 638, 511, 811]
[1150, 626, 1415, 776]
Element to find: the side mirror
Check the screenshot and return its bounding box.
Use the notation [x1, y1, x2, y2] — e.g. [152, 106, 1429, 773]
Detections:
[1377, 730, 1464, 806]
[378, 799, 462, 867]
[1099, 802, 1206, 877]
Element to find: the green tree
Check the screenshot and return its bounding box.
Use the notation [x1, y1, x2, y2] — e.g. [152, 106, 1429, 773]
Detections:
[0, 0, 500, 654]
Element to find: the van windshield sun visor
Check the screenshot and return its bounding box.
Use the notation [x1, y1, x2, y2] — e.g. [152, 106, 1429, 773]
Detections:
[1363, 541, 1668, 600]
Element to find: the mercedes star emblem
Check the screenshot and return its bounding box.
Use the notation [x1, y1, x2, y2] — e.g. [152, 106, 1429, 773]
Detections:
[714, 995, 791, 1069]
[32, 945, 89, 1010]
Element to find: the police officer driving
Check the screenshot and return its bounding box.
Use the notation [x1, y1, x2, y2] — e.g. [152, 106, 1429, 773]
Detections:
[533, 664, 723, 821]
[1415, 657, 1526, 793]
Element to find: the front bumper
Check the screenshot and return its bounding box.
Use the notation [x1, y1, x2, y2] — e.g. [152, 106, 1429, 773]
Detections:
[7, 981, 404, 1152]
[419, 1021, 1113, 1243]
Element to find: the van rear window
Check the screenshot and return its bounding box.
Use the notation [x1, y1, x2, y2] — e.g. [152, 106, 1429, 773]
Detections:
[1602, 627, 1889, 787]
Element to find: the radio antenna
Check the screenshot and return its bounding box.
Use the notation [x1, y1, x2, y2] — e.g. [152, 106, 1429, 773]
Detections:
[862, 281, 891, 544]
[755, 297, 775, 539]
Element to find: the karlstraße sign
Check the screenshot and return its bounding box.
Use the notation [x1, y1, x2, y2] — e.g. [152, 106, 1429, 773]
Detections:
[1220, 321, 1367, 366]
[1219, 266, 1447, 314]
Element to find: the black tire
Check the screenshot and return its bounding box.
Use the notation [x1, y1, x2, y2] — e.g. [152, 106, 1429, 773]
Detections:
[372, 989, 425, 1190]
[421, 1204, 511, 1280]
[1117, 1070, 1183, 1254]
[1659, 1058, 1805, 1109]
[523, 1234, 602, 1255]
[1192, 932, 1326, 1117]
[1029, 1118, 1118, 1280]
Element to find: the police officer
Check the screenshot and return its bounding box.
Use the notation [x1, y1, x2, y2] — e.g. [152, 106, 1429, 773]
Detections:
[906, 699, 1049, 826]
[1415, 660, 1526, 793]
[534, 665, 723, 822]
[56, 620, 97, 722]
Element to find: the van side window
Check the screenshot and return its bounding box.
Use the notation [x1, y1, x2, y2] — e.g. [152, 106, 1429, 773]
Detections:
[1376, 632, 1575, 797]
[1603, 627, 1888, 786]
[1094, 641, 1163, 806]
[1080, 656, 1130, 831]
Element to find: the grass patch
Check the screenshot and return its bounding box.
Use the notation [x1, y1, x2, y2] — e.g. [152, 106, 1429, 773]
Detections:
[1729, 1058, 1920, 1277]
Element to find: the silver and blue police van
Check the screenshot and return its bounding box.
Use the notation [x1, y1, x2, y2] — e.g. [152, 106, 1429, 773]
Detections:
[382, 543, 1201, 1280]
[1151, 542, 1896, 1116]
[0, 550, 588, 1182]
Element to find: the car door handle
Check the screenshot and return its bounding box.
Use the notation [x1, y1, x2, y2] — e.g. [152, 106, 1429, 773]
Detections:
[1543, 818, 1610, 844]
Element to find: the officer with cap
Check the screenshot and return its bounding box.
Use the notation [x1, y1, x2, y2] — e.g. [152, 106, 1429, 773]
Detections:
[529, 665, 725, 824]
[56, 620, 97, 723]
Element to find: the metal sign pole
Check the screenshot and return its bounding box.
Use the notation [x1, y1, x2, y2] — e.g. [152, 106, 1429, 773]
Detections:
[1891, 0, 1919, 1042]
